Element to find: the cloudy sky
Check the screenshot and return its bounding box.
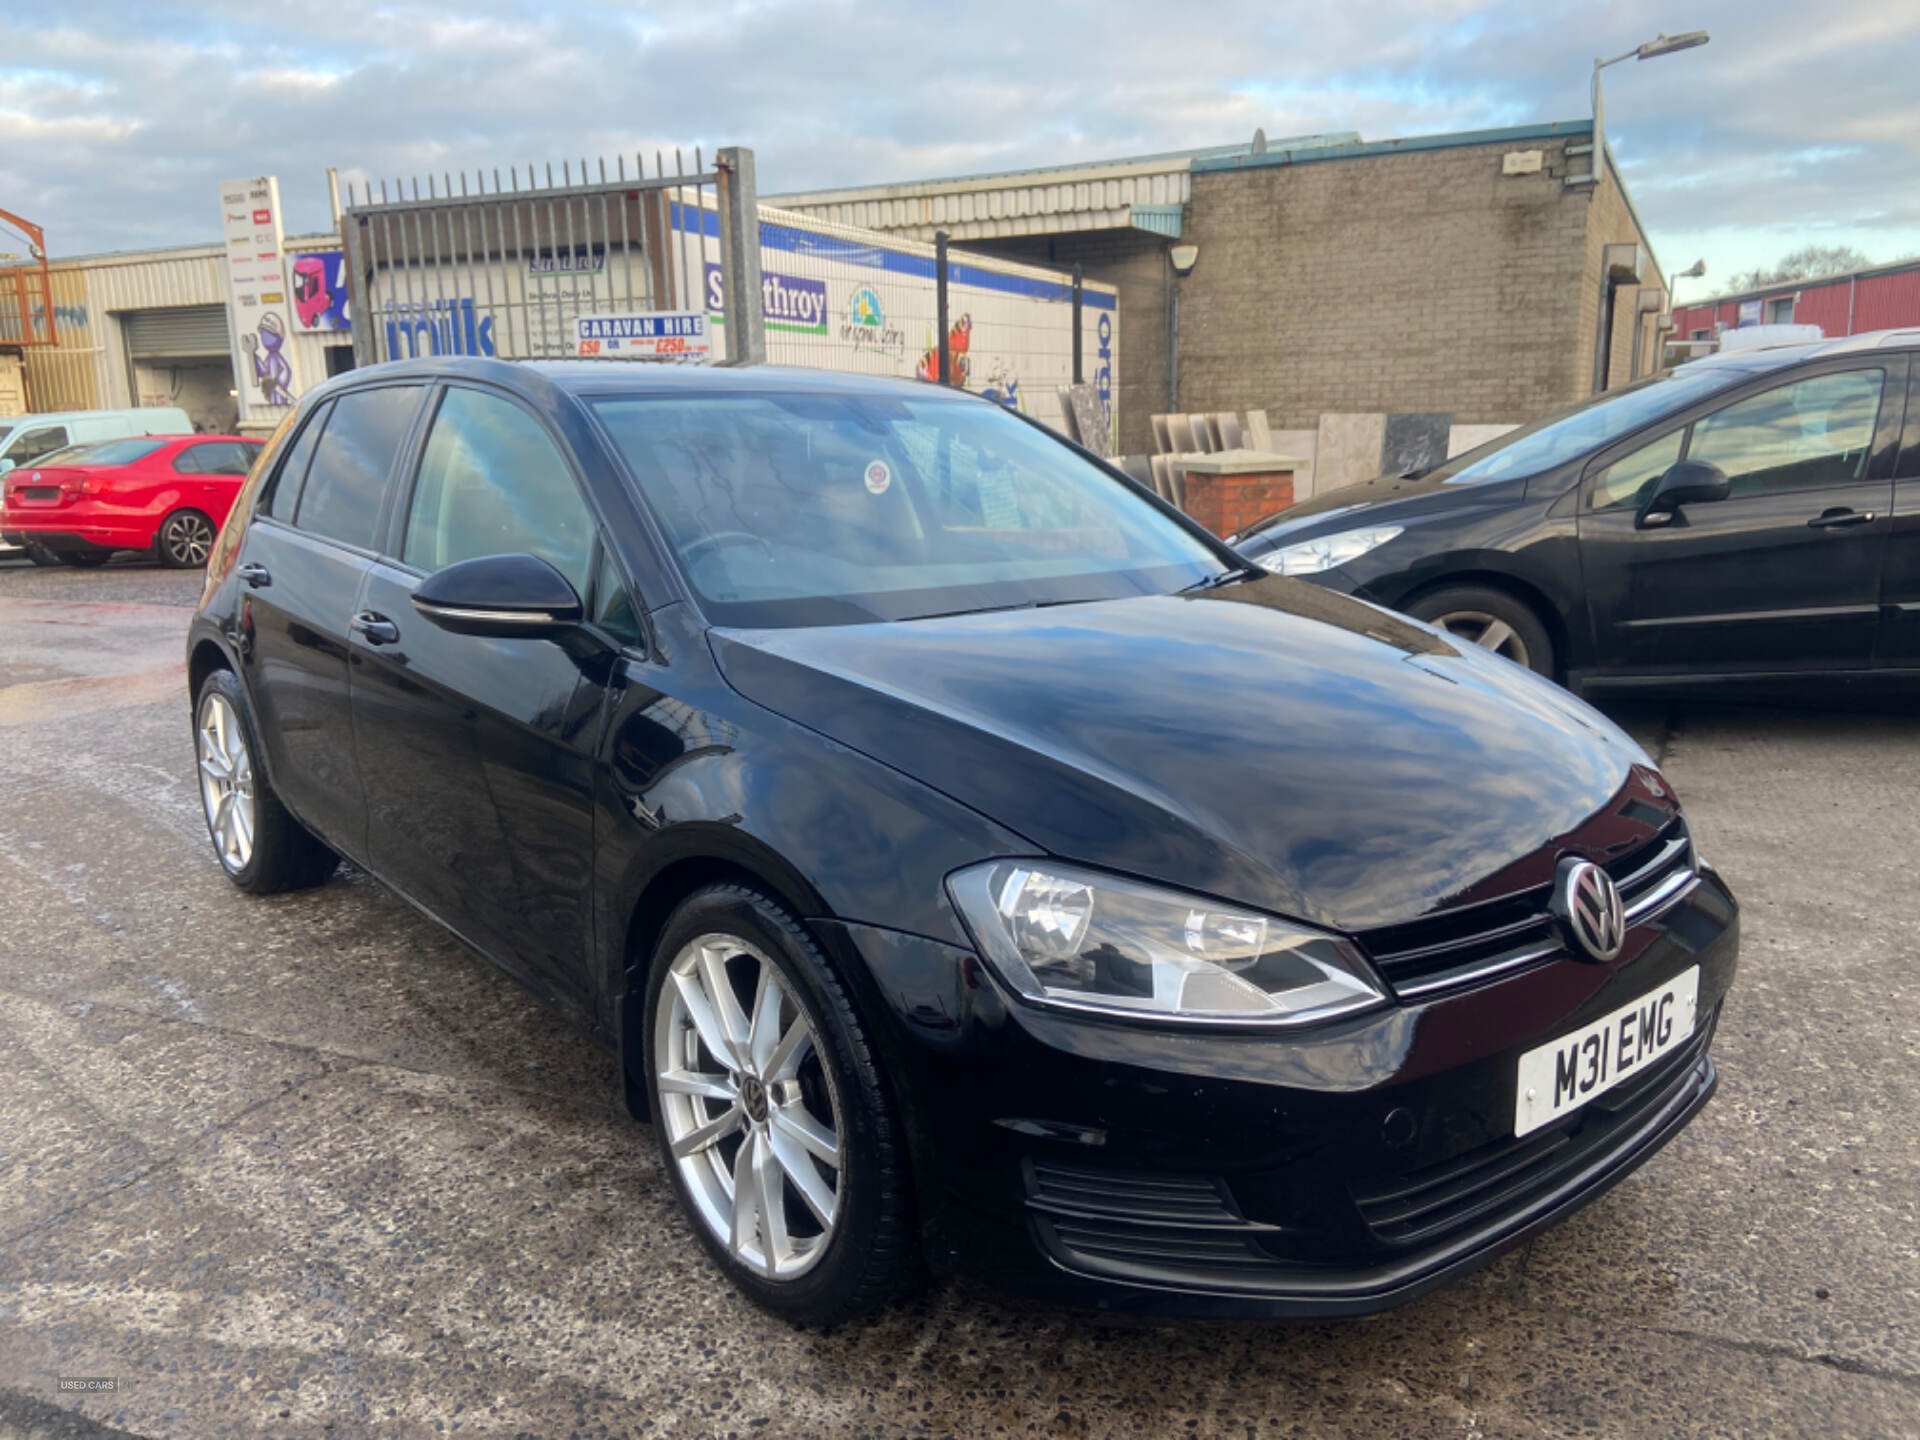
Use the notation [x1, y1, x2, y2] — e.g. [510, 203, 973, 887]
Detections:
[5, 0, 1917, 300]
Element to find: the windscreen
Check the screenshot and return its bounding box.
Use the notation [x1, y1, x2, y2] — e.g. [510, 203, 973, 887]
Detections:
[591, 392, 1222, 627]
[1426, 363, 1761, 485]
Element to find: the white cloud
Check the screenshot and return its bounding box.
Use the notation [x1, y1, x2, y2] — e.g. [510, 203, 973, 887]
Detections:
[2, 0, 1916, 286]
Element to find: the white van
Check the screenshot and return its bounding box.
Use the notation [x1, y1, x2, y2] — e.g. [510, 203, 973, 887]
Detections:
[0, 407, 195, 475]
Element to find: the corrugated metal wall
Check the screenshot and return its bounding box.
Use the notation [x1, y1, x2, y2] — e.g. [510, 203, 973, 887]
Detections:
[23, 237, 351, 416]
[21, 267, 101, 411]
[775, 163, 1193, 243]
[1672, 261, 1920, 340]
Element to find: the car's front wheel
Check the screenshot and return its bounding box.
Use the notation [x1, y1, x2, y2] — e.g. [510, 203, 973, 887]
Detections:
[644, 884, 915, 1326]
[1407, 585, 1556, 679]
[194, 669, 339, 893]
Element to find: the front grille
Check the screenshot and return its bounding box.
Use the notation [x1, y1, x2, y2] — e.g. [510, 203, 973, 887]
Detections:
[1351, 1007, 1717, 1247]
[1361, 820, 1697, 998]
[1024, 1160, 1292, 1283]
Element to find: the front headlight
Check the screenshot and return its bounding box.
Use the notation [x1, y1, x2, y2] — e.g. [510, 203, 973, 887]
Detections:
[1255, 525, 1403, 576]
[947, 861, 1386, 1026]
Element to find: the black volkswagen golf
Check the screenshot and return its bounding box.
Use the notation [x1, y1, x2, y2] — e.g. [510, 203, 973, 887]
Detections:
[188, 358, 1737, 1325]
[1231, 331, 1920, 691]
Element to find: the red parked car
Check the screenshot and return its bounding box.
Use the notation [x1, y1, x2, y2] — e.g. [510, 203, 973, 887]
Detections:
[1, 434, 264, 568]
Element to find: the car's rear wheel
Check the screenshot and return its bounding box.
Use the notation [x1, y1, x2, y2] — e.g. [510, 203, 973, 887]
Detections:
[1407, 585, 1556, 678]
[157, 509, 217, 569]
[194, 669, 339, 893]
[645, 884, 914, 1326]
[58, 550, 111, 568]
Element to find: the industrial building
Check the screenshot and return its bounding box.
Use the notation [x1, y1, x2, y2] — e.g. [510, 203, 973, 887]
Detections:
[771, 120, 1668, 454]
[12, 118, 1668, 463]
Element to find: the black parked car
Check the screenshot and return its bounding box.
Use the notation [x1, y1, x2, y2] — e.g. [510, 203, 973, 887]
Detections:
[1231, 331, 1920, 690]
[187, 358, 1737, 1325]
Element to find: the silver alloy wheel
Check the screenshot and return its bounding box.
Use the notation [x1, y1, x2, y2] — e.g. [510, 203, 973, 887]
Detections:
[654, 933, 843, 1281]
[1431, 610, 1531, 668]
[197, 692, 255, 872]
[164, 512, 215, 567]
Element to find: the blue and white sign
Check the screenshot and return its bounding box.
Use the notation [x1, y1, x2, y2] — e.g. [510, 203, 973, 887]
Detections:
[704, 263, 829, 335]
[574, 310, 712, 363]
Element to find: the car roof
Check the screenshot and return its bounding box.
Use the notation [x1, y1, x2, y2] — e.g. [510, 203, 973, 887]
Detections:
[1686, 326, 1920, 371]
[315, 355, 977, 405]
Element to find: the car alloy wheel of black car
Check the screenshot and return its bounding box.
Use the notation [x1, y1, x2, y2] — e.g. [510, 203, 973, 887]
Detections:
[187, 357, 1738, 1326]
[1229, 329, 1920, 693]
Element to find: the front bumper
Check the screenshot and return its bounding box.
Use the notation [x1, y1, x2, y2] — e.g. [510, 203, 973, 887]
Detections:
[820, 867, 1737, 1319]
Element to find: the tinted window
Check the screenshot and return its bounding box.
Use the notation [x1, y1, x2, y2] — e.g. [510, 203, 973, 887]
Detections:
[173, 446, 204, 474]
[265, 402, 330, 521]
[1591, 429, 1685, 511]
[402, 387, 592, 590]
[591, 547, 643, 644]
[70, 438, 165, 466]
[1426, 365, 1753, 486]
[7, 426, 69, 464]
[591, 392, 1220, 628]
[296, 386, 421, 548]
[1687, 370, 1884, 498]
[190, 442, 252, 475]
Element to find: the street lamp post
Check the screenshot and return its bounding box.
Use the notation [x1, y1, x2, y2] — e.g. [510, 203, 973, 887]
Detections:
[1591, 31, 1710, 149]
[1588, 30, 1709, 391]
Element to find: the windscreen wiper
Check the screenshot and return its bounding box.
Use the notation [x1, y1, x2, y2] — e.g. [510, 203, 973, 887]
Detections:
[1177, 566, 1258, 594]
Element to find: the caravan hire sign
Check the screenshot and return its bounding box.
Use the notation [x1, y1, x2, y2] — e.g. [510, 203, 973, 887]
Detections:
[575, 311, 712, 363]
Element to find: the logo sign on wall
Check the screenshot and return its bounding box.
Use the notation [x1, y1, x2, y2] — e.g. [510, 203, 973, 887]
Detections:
[704, 262, 829, 335]
[574, 311, 712, 363]
[217, 175, 296, 411]
[1737, 299, 1763, 327]
[290, 251, 351, 332]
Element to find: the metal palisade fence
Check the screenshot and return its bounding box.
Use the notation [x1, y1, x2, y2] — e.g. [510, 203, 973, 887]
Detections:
[337, 147, 1117, 442]
[338, 147, 762, 369]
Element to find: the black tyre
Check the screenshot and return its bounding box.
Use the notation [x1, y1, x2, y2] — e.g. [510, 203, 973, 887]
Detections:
[23, 543, 62, 567]
[59, 550, 112, 568]
[193, 668, 339, 894]
[644, 883, 914, 1326]
[156, 509, 217, 569]
[1406, 585, 1556, 679]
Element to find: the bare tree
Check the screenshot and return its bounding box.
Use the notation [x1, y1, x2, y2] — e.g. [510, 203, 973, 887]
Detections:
[1727, 244, 1872, 291]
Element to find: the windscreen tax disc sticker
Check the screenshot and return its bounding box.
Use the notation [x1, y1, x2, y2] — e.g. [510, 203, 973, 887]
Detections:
[864, 459, 891, 495]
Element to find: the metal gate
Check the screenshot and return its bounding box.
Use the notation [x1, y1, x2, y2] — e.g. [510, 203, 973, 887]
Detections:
[123, 306, 232, 358]
[339, 146, 765, 369]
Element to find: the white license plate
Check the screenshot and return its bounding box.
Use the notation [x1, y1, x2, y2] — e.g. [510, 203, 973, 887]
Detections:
[1514, 968, 1699, 1137]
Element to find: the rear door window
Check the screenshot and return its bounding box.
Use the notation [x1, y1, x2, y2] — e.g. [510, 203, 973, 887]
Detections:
[294, 386, 423, 549]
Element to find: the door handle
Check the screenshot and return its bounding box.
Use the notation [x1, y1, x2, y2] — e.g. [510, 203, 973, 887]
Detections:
[1808, 508, 1874, 530]
[237, 562, 272, 588]
[349, 611, 400, 646]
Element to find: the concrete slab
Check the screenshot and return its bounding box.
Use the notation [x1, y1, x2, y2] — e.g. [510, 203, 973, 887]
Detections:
[1312, 412, 1387, 495]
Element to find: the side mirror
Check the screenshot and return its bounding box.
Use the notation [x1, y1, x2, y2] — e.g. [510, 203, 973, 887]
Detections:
[411, 553, 583, 639]
[1638, 458, 1730, 528]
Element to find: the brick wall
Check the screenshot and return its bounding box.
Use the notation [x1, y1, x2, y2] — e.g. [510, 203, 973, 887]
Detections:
[1179, 139, 1611, 429]
[966, 230, 1170, 455]
[1577, 156, 1668, 394]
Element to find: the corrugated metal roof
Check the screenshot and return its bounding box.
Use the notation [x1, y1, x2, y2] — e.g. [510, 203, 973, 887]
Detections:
[764, 133, 1360, 241]
[1188, 120, 1596, 172]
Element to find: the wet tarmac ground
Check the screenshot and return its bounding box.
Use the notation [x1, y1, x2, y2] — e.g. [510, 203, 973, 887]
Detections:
[1, 554, 1916, 1439]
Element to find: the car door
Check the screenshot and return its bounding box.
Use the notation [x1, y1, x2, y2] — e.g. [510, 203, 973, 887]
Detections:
[348, 382, 612, 1001]
[1577, 360, 1905, 676]
[231, 384, 425, 860]
[174, 441, 254, 528]
[1880, 362, 1920, 668]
